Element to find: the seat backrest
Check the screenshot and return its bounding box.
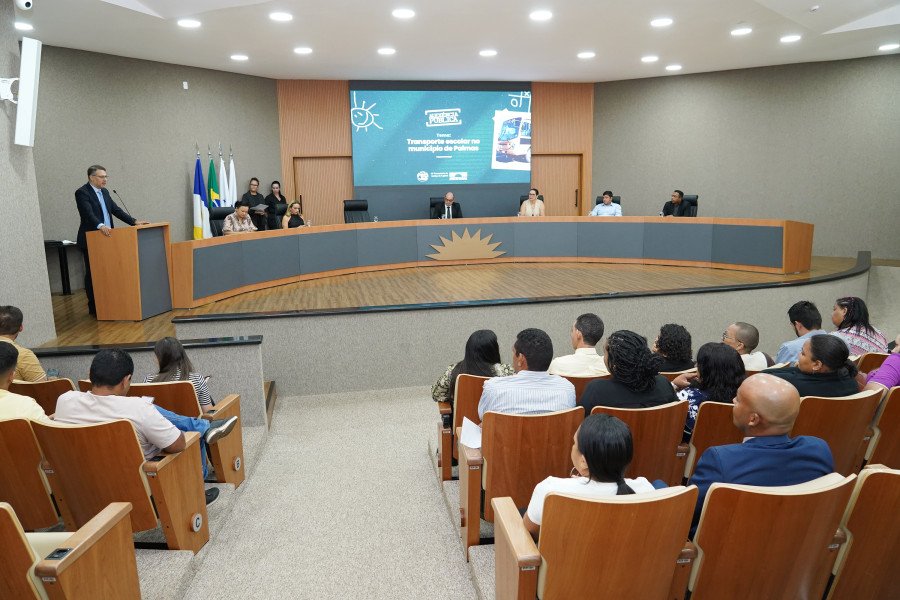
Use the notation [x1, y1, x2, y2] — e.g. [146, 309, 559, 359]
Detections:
[792, 390, 881, 474]
[8, 379, 75, 416]
[0, 502, 40, 599]
[430, 197, 445, 212]
[481, 408, 583, 521]
[686, 401, 742, 477]
[538, 486, 697, 599]
[828, 466, 900, 600]
[856, 353, 889, 374]
[563, 375, 607, 403]
[127, 381, 201, 418]
[0, 419, 59, 531]
[343, 199, 370, 223]
[77, 379, 90, 393]
[590, 400, 688, 484]
[451, 374, 488, 462]
[682, 194, 699, 217]
[659, 368, 697, 382]
[208, 206, 233, 237]
[274, 202, 287, 217]
[31, 421, 158, 532]
[869, 387, 900, 468]
[594, 195, 622, 205]
[691, 473, 855, 599]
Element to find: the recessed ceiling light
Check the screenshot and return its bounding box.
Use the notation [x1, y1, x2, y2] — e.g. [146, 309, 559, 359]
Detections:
[479, 49, 498, 57]
[392, 8, 415, 19]
[731, 26, 753, 36]
[177, 18, 201, 29]
[269, 12, 293, 22]
[577, 51, 596, 59]
[780, 34, 802, 43]
[14, 21, 33, 31]
[378, 47, 396, 55]
[650, 18, 673, 28]
[665, 64, 682, 72]
[230, 54, 249, 61]
[878, 42, 900, 52]
[529, 10, 553, 22]
[641, 55, 659, 63]
[294, 47, 313, 55]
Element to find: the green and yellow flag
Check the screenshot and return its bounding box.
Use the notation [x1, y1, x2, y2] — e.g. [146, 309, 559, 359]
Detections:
[207, 158, 220, 208]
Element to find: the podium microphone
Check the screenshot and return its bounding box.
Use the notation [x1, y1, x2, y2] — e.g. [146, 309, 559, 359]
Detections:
[111, 189, 135, 219]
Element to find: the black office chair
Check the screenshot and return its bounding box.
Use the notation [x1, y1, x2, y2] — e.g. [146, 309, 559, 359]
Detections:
[343, 200, 370, 223]
[429, 197, 445, 218]
[275, 203, 287, 218]
[682, 195, 699, 217]
[594, 195, 622, 205]
[209, 206, 234, 237]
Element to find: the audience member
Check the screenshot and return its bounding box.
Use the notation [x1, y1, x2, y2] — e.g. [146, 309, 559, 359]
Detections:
[477, 328, 575, 419]
[145, 337, 215, 412]
[523, 413, 654, 539]
[0, 343, 53, 424]
[548, 313, 609, 377]
[775, 300, 828, 364]
[263, 180, 285, 230]
[661, 190, 691, 217]
[830, 296, 888, 355]
[589, 190, 622, 217]
[0, 305, 46, 382]
[766, 335, 860, 397]
[222, 201, 258, 235]
[864, 336, 900, 394]
[722, 321, 768, 371]
[652, 324, 694, 372]
[688, 373, 834, 529]
[282, 201, 305, 229]
[431, 330, 514, 406]
[674, 343, 746, 440]
[519, 188, 545, 217]
[432, 192, 462, 219]
[241, 177, 267, 230]
[580, 330, 677, 415]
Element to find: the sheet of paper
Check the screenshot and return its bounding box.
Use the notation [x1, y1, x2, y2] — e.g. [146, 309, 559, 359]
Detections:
[460, 417, 482, 449]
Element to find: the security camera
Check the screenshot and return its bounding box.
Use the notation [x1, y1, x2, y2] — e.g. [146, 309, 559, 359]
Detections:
[16, 0, 34, 10]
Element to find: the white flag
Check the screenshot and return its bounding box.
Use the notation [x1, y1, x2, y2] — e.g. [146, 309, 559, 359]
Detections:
[227, 155, 237, 207]
[218, 154, 228, 207]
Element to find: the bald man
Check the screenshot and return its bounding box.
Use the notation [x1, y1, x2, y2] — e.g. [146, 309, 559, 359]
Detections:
[688, 373, 834, 529]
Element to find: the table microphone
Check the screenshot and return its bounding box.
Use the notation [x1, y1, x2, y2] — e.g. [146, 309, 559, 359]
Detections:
[112, 189, 135, 219]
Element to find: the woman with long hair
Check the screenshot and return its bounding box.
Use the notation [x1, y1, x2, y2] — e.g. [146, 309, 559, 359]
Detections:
[652, 323, 694, 372]
[830, 296, 888, 355]
[145, 337, 214, 411]
[431, 330, 513, 404]
[767, 334, 860, 397]
[675, 342, 746, 440]
[282, 201, 305, 229]
[523, 413, 654, 539]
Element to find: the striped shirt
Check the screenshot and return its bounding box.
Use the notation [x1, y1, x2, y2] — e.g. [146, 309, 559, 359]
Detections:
[478, 370, 576, 420]
[144, 370, 213, 407]
[831, 326, 888, 356]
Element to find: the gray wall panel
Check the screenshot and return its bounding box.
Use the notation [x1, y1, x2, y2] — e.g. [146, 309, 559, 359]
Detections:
[137, 227, 173, 318]
[299, 231, 358, 274]
[712, 225, 783, 268]
[577, 222, 645, 258]
[357, 227, 419, 266]
[644, 223, 713, 262]
[241, 236, 302, 285]
[194, 244, 244, 298]
[416, 223, 516, 260]
[514, 223, 579, 257]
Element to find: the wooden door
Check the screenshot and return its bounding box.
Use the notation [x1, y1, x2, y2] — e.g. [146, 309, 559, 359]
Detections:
[292, 157, 353, 225]
[531, 154, 581, 216]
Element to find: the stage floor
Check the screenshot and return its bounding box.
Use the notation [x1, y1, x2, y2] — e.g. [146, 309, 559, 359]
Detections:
[45, 256, 857, 347]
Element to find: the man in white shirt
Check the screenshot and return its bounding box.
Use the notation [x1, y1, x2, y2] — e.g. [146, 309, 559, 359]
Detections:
[722, 322, 769, 371]
[478, 328, 576, 419]
[548, 313, 609, 377]
[0, 343, 53, 425]
[589, 191, 622, 217]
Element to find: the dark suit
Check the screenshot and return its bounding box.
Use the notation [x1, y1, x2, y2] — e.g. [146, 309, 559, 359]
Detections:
[74, 182, 136, 314]
[431, 202, 463, 219]
[688, 434, 833, 532]
[661, 200, 691, 217]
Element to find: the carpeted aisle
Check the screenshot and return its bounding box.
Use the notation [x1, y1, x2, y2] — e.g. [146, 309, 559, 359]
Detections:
[182, 386, 477, 600]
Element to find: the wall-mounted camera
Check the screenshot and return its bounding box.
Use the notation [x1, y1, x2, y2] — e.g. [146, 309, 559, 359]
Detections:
[16, 0, 34, 11]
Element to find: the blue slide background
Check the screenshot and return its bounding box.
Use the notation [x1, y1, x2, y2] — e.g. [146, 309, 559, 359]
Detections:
[350, 89, 531, 187]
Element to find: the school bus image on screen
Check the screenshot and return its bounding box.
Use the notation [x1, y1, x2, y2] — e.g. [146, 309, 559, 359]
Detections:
[495, 115, 532, 163]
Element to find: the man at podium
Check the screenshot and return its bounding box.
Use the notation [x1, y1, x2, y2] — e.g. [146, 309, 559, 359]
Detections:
[75, 165, 149, 316]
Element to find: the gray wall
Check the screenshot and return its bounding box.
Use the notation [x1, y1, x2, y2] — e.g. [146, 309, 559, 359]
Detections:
[0, 4, 56, 345]
[593, 55, 900, 259]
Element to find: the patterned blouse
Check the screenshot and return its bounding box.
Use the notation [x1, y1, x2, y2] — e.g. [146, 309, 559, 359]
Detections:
[831, 326, 888, 356]
[222, 212, 257, 234]
[145, 370, 214, 408]
[431, 362, 515, 403]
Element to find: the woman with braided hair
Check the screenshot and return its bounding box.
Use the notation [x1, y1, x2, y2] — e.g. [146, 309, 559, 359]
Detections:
[580, 330, 677, 416]
[830, 296, 888, 355]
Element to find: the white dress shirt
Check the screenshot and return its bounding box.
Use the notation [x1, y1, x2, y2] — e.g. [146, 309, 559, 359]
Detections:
[548, 347, 609, 377]
[477, 370, 576, 420]
[741, 351, 769, 371]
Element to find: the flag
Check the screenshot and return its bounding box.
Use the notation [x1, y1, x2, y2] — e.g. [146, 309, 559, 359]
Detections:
[207, 158, 220, 208]
[227, 154, 237, 207]
[218, 154, 229, 207]
[192, 157, 211, 239]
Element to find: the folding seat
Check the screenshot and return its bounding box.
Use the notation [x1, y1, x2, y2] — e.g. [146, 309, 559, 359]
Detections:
[561, 374, 609, 404]
[437, 374, 488, 482]
[868, 387, 900, 468]
[683, 401, 743, 478]
[9, 378, 76, 416]
[659, 368, 697, 382]
[855, 353, 889, 374]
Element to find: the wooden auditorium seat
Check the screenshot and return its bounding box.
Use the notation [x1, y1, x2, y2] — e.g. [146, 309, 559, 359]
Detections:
[590, 400, 689, 485]
[867, 387, 900, 468]
[827, 465, 900, 600]
[458, 408, 583, 559]
[855, 353, 889, 375]
[791, 390, 881, 475]
[437, 374, 488, 482]
[0, 501, 141, 599]
[684, 401, 743, 478]
[127, 381, 246, 488]
[32, 421, 210, 553]
[9, 378, 76, 416]
[492, 486, 698, 600]
[659, 369, 697, 382]
[562, 375, 608, 404]
[687, 473, 855, 599]
[76, 379, 90, 393]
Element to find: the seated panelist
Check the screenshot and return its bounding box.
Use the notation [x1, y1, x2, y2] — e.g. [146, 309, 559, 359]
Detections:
[222, 201, 258, 235]
[661, 189, 691, 217]
[590, 190, 622, 217]
[282, 201, 306, 229]
[432, 192, 462, 219]
[519, 188, 545, 217]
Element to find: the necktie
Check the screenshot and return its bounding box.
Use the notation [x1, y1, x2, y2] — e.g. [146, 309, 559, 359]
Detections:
[446, 205, 451, 219]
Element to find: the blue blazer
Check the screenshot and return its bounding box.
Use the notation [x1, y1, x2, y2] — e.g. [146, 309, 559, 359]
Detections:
[688, 434, 834, 530]
[75, 182, 135, 249]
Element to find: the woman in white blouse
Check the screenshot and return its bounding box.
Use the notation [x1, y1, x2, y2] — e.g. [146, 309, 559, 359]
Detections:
[519, 188, 545, 217]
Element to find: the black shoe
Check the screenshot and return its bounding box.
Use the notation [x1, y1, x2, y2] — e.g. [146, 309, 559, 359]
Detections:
[205, 487, 220, 506]
[204, 416, 238, 445]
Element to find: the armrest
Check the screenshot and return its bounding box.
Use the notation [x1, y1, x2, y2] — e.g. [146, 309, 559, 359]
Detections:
[493, 497, 540, 565]
[143, 431, 200, 473]
[460, 443, 483, 467]
[438, 401, 452, 416]
[669, 540, 697, 600]
[34, 502, 133, 577]
[203, 394, 240, 419]
[493, 496, 540, 600]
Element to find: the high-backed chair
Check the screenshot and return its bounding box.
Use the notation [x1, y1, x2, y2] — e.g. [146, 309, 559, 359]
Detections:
[791, 390, 881, 475]
[493, 486, 698, 600]
[32, 421, 210, 553]
[856, 353, 889, 374]
[688, 473, 855, 599]
[76, 379, 90, 393]
[429, 197, 445, 218]
[563, 375, 608, 404]
[437, 374, 488, 482]
[9, 378, 76, 417]
[681, 195, 699, 217]
[828, 466, 900, 599]
[343, 199, 370, 223]
[660, 368, 697, 382]
[0, 501, 141, 599]
[591, 400, 689, 485]
[208, 206, 233, 236]
[868, 387, 900, 468]
[684, 401, 742, 478]
[518, 194, 544, 206]
[459, 407, 583, 559]
[127, 382, 245, 488]
[594, 195, 621, 205]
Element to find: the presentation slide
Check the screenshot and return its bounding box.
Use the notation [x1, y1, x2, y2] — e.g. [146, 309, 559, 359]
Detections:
[350, 89, 532, 187]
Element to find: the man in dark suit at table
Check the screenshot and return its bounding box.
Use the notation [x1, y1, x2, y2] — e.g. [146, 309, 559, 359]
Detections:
[75, 165, 149, 316]
[432, 192, 463, 219]
[661, 189, 691, 217]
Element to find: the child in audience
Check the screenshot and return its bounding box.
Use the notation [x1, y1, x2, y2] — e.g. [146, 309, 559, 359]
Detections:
[145, 337, 214, 411]
[523, 413, 654, 539]
[431, 329, 513, 405]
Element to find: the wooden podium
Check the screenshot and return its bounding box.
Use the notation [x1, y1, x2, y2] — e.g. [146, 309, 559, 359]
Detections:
[86, 223, 173, 321]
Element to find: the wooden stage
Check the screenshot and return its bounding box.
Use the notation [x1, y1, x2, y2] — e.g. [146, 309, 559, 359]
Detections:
[45, 256, 856, 347]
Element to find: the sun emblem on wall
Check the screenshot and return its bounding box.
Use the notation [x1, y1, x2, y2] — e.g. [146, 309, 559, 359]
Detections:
[350, 92, 383, 132]
[427, 229, 506, 261]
